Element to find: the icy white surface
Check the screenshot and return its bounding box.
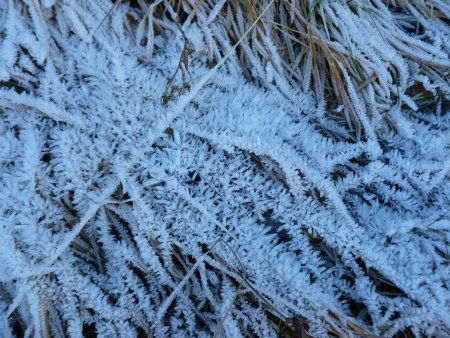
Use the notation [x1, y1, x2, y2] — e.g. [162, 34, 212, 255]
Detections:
[0, 1, 449, 337]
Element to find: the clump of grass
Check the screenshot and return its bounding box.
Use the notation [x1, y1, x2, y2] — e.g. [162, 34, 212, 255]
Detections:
[1, 1, 449, 337]
[130, 0, 449, 142]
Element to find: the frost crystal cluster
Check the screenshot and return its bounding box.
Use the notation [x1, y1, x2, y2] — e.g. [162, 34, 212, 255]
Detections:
[0, 1, 449, 337]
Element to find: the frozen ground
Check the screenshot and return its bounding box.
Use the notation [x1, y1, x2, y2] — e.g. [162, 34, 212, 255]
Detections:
[0, 1, 449, 337]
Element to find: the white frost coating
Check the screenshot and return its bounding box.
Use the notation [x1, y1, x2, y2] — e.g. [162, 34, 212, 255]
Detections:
[0, 1, 449, 337]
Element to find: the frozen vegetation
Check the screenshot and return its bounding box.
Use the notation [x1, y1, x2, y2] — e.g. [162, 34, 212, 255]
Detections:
[0, 0, 449, 337]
